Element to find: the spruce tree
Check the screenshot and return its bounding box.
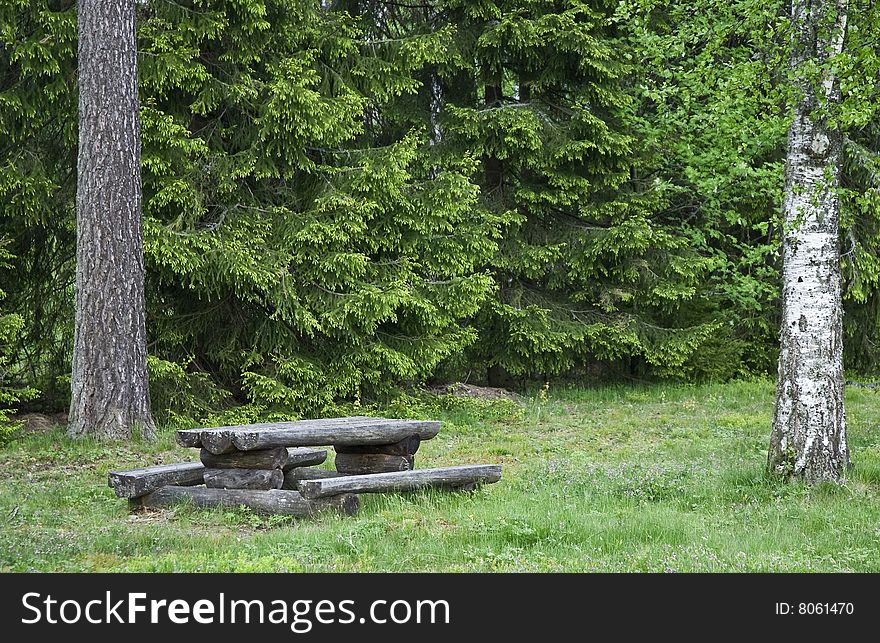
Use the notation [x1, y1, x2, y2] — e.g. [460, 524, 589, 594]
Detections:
[0, 0, 78, 403]
[137, 0, 501, 415]
[436, 0, 712, 380]
[0, 240, 37, 434]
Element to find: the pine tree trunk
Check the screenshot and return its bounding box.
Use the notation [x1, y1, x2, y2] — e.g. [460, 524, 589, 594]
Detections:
[69, 0, 155, 440]
[484, 65, 505, 386]
[483, 70, 503, 196]
[769, 0, 849, 482]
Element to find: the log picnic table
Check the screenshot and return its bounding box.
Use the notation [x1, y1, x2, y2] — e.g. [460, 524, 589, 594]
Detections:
[109, 416, 501, 518]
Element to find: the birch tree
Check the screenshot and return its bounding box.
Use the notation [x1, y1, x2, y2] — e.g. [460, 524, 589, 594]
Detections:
[769, 0, 849, 481]
[69, 0, 155, 440]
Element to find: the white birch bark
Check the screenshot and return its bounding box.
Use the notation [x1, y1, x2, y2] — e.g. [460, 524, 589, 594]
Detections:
[769, 0, 849, 481]
[429, 72, 443, 146]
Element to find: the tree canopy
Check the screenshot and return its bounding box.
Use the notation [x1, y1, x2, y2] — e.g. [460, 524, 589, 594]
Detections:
[1, 0, 879, 425]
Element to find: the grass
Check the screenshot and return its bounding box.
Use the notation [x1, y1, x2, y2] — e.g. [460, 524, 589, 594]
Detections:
[2, 379, 880, 572]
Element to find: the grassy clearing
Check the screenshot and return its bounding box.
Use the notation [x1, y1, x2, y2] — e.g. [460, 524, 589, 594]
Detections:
[2, 379, 879, 572]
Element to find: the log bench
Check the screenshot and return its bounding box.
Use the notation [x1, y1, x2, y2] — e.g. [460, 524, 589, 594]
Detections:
[110, 415, 501, 518]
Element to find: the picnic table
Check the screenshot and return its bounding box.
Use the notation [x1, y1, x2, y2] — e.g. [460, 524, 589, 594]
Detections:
[109, 416, 501, 517]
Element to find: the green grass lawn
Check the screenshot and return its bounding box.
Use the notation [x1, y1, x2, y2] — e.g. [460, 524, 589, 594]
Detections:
[2, 379, 880, 572]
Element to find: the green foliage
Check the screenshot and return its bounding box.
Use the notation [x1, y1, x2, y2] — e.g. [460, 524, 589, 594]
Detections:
[2, 0, 505, 414]
[431, 0, 716, 378]
[0, 0, 77, 405]
[147, 356, 233, 429]
[0, 239, 38, 442]
[837, 4, 880, 373]
[3, 0, 880, 420]
[622, 0, 880, 377]
[618, 0, 790, 376]
[136, 0, 503, 414]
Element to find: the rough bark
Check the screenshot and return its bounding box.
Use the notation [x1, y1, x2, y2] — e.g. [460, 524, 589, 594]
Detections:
[69, 0, 155, 440]
[176, 416, 377, 449]
[203, 468, 283, 490]
[282, 467, 347, 491]
[334, 434, 420, 456]
[230, 419, 440, 451]
[108, 462, 204, 498]
[281, 448, 329, 471]
[769, 0, 850, 482]
[136, 486, 360, 517]
[334, 453, 414, 475]
[199, 447, 289, 470]
[298, 464, 502, 499]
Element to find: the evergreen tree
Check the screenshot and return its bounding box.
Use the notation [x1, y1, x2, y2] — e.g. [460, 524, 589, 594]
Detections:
[0, 239, 38, 436]
[0, 0, 78, 404]
[435, 0, 713, 381]
[137, 0, 501, 416]
[3, 0, 880, 421]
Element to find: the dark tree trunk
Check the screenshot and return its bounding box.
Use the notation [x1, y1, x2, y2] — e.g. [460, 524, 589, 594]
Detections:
[518, 78, 530, 104]
[69, 0, 155, 440]
[484, 65, 508, 386]
[483, 68, 503, 198]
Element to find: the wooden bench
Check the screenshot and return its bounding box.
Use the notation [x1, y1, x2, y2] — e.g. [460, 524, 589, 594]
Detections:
[109, 415, 500, 517]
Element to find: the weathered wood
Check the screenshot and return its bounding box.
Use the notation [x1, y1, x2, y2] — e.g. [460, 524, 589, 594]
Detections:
[334, 434, 421, 456]
[199, 447, 288, 470]
[282, 467, 347, 490]
[200, 428, 244, 455]
[282, 448, 328, 471]
[232, 419, 440, 451]
[176, 416, 379, 450]
[203, 468, 283, 490]
[334, 453, 414, 475]
[137, 486, 360, 516]
[298, 464, 501, 499]
[108, 462, 203, 498]
[176, 430, 203, 448]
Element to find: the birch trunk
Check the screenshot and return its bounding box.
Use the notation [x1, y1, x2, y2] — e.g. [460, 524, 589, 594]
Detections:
[69, 0, 155, 440]
[429, 70, 443, 147]
[769, 0, 849, 482]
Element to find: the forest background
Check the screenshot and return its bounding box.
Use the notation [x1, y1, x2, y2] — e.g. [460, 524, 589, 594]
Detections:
[2, 0, 880, 430]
